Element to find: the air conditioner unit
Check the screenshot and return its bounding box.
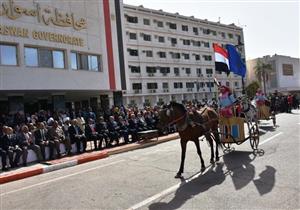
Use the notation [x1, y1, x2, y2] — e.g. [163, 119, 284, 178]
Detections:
[175, 73, 179, 76]
[134, 90, 141, 94]
[149, 89, 156, 93]
[148, 73, 154, 77]
[162, 73, 167, 76]
[163, 89, 169, 93]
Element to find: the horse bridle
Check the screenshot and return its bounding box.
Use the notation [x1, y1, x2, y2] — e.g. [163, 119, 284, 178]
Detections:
[164, 106, 187, 129]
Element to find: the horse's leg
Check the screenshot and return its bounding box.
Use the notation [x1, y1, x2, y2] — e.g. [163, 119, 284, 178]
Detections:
[212, 130, 220, 162]
[205, 133, 214, 164]
[194, 139, 206, 172]
[175, 139, 187, 178]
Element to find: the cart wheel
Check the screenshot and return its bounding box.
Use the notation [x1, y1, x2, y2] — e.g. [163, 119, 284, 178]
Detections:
[249, 122, 260, 150]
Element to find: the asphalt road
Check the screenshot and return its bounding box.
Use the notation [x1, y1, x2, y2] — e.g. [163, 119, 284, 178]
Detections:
[1, 111, 299, 210]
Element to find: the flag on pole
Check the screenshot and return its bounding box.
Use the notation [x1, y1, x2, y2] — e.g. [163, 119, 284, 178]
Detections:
[213, 43, 230, 75]
[226, 44, 246, 78]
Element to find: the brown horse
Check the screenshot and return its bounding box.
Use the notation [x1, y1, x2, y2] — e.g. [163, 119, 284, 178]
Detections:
[158, 102, 222, 178]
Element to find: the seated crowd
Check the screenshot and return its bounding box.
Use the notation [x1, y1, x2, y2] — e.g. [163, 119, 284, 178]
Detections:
[0, 105, 178, 172]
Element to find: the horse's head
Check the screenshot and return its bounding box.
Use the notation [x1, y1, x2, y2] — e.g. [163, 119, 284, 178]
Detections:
[157, 102, 187, 129]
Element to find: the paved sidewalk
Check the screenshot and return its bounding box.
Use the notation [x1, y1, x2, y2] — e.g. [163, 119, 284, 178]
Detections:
[0, 133, 179, 184]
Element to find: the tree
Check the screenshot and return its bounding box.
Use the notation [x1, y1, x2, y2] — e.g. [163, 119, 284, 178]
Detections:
[245, 81, 260, 99]
[254, 59, 273, 95]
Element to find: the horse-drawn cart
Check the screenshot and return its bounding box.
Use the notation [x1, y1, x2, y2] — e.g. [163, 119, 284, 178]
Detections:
[256, 104, 276, 127]
[219, 115, 260, 152]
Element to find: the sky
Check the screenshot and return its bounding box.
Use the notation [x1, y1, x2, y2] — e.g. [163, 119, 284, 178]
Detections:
[123, 0, 300, 60]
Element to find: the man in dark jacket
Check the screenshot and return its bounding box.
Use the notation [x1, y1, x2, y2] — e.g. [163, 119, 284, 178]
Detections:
[96, 116, 110, 149]
[68, 119, 87, 154]
[0, 126, 9, 171]
[34, 122, 58, 160]
[107, 116, 120, 146]
[85, 118, 100, 150]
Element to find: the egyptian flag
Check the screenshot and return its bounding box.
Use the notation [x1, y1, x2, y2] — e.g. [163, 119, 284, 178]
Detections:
[213, 43, 230, 75]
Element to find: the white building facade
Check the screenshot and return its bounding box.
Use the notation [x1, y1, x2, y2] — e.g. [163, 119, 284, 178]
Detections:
[123, 4, 245, 107]
[247, 55, 300, 95]
[0, 0, 127, 114]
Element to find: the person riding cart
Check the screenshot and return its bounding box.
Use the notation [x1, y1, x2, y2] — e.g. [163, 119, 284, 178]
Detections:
[218, 85, 237, 118]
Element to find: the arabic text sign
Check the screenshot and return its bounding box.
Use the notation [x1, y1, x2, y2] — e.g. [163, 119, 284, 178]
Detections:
[0, 0, 87, 31]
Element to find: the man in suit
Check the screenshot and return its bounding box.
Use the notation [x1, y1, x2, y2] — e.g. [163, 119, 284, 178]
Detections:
[18, 125, 43, 166]
[2, 127, 23, 168]
[85, 118, 100, 151]
[34, 122, 58, 160]
[107, 116, 120, 146]
[117, 116, 129, 144]
[0, 126, 9, 171]
[48, 121, 72, 156]
[128, 113, 139, 142]
[68, 119, 87, 154]
[96, 116, 110, 149]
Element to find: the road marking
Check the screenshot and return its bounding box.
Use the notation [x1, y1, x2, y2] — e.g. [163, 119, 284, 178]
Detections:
[127, 132, 284, 210]
[259, 132, 283, 145]
[126, 171, 203, 210]
[0, 160, 125, 197]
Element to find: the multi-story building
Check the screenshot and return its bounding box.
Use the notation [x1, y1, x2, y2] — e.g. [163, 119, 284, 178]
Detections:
[247, 54, 300, 95]
[0, 0, 127, 114]
[123, 4, 245, 107]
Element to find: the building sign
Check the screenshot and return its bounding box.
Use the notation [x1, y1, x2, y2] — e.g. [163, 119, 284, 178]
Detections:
[282, 64, 293, 76]
[0, 24, 84, 46]
[0, 0, 87, 31]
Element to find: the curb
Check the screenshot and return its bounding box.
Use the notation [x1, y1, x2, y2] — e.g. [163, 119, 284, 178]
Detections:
[0, 134, 179, 184]
[0, 151, 108, 185]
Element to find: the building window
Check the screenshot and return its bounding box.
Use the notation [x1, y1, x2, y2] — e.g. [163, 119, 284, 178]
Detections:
[127, 16, 138, 23]
[174, 67, 180, 76]
[132, 83, 142, 90]
[143, 18, 150, 25]
[221, 32, 226, 38]
[282, 64, 294, 75]
[185, 68, 191, 75]
[25, 47, 38, 67]
[174, 82, 183, 89]
[193, 27, 198, 34]
[53, 50, 65, 69]
[203, 28, 210, 34]
[192, 40, 201, 47]
[0, 44, 17, 66]
[182, 25, 188, 31]
[162, 82, 169, 89]
[71, 52, 101, 71]
[145, 50, 153, 57]
[147, 83, 158, 89]
[182, 39, 191, 45]
[203, 42, 210, 48]
[226, 81, 230, 86]
[206, 82, 214, 88]
[210, 30, 217, 36]
[228, 33, 233, 39]
[146, 66, 156, 73]
[129, 33, 137, 40]
[206, 68, 213, 74]
[25, 47, 65, 69]
[130, 66, 141, 73]
[171, 52, 181, 59]
[186, 82, 194, 88]
[143, 34, 151, 41]
[195, 54, 200, 61]
[234, 82, 239, 87]
[203, 55, 212, 61]
[182, 53, 190, 60]
[168, 22, 177, 30]
[170, 38, 177, 45]
[158, 36, 165, 43]
[196, 68, 202, 76]
[158, 51, 166, 58]
[160, 67, 170, 74]
[128, 49, 138, 56]
[157, 21, 163, 27]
